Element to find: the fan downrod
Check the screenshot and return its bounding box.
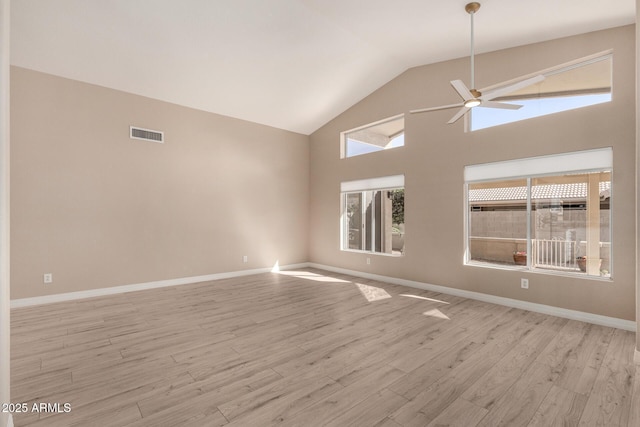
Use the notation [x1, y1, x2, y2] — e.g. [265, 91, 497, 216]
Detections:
[465, 2, 481, 14]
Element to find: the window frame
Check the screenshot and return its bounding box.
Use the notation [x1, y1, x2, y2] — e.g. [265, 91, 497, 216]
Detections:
[340, 114, 405, 159]
[340, 175, 405, 257]
[468, 50, 613, 132]
[464, 148, 613, 280]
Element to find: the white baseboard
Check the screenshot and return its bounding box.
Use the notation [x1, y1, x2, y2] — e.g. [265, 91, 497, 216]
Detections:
[307, 263, 637, 332]
[10, 263, 309, 308]
[10, 262, 637, 333]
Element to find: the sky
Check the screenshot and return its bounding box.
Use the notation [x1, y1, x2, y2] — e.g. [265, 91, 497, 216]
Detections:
[470, 93, 612, 131]
[345, 92, 610, 157]
[346, 134, 404, 157]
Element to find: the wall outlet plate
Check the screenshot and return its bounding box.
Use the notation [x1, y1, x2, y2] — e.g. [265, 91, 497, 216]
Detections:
[43, 273, 53, 284]
[521, 278, 529, 289]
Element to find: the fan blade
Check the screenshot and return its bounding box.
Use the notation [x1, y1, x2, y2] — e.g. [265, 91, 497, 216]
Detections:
[479, 101, 522, 110]
[450, 80, 474, 101]
[410, 103, 464, 114]
[447, 106, 470, 124]
[481, 75, 545, 101]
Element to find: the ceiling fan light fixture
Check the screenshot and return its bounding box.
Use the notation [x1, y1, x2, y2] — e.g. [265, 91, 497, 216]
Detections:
[464, 98, 481, 108]
[411, 2, 545, 125]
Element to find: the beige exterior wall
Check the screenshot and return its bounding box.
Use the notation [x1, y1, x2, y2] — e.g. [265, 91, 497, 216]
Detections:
[309, 25, 636, 321]
[10, 67, 309, 299]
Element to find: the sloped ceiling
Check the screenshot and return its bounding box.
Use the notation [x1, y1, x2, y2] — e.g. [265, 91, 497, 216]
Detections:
[10, 0, 635, 135]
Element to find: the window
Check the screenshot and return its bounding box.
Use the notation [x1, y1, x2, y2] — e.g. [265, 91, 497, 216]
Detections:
[465, 148, 612, 278]
[341, 175, 405, 256]
[471, 51, 612, 131]
[341, 114, 404, 158]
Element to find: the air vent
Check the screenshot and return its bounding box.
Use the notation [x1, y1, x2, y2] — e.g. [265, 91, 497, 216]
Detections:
[130, 126, 164, 143]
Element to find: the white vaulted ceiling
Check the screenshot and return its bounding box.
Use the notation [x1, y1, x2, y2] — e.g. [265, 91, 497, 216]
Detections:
[10, 0, 635, 135]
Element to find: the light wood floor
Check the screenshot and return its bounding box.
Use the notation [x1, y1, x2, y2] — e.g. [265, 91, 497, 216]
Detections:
[10, 268, 640, 426]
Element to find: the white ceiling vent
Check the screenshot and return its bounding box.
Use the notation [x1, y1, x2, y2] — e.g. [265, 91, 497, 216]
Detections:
[130, 126, 164, 143]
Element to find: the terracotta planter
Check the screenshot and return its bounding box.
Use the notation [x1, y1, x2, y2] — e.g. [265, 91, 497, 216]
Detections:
[513, 254, 527, 266]
[577, 257, 602, 272]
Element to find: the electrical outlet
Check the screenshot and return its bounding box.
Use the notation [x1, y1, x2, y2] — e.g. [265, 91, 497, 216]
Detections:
[521, 278, 529, 289]
[43, 273, 53, 284]
[243, 255, 248, 263]
[366, 257, 371, 265]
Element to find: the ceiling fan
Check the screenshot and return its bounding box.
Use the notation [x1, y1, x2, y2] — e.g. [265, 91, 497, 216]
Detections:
[410, 2, 545, 124]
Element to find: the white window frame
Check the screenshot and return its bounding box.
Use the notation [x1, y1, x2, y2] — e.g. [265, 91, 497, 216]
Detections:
[464, 148, 613, 279]
[469, 50, 613, 132]
[340, 175, 405, 256]
[340, 114, 405, 159]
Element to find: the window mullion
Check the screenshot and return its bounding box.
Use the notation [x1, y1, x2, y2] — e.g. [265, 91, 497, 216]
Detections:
[361, 191, 366, 250]
[526, 177, 532, 269]
[371, 192, 376, 252]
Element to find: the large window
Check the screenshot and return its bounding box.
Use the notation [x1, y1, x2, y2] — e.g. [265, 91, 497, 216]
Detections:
[341, 115, 404, 158]
[465, 148, 612, 278]
[471, 51, 612, 131]
[341, 175, 405, 256]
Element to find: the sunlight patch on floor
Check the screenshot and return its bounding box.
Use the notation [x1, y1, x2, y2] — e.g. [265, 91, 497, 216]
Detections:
[276, 271, 350, 283]
[275, 271, 450, 306]
[355, 283, 392, 302]
[423, 308, 450, 320]
[399, 294, 450, 304]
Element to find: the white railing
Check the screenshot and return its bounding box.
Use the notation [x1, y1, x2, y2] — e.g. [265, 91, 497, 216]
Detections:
[532, 238, 577, 269]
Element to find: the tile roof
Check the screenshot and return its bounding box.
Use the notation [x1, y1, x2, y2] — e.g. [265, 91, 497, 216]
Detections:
[469, 182, 611, 203]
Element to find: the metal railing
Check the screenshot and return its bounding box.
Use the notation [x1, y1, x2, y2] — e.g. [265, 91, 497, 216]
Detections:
[532, 238, 577, 269]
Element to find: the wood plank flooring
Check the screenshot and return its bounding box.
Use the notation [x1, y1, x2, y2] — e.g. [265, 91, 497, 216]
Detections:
[9, 268, 640, 426]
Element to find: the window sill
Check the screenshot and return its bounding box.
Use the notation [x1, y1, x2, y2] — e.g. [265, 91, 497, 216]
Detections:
[341, 249, 403, 258]
[464, 260, 613, 282]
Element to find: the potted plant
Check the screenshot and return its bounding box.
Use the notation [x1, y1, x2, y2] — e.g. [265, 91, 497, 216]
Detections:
[576, 256, 602, 272]
[513, 251, 527, 266]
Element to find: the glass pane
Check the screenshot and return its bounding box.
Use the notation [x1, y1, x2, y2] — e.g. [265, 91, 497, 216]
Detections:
[390, 189, 405, 256]
[346, 138, 385, 157]
[531, 172, 611, 277]
[468, 179, 528, 266]
[343, 116, 404, 158]
[343, 188, 404, 256]
[345, 192, 363, 250]
[471, 54, 612, 131]
[364, 191, 375, 252]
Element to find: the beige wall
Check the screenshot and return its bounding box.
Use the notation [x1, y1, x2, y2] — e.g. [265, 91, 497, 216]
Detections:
[10, 67, 309, 299]
[309, 25, 636, 321]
